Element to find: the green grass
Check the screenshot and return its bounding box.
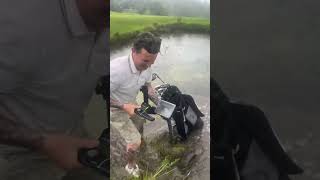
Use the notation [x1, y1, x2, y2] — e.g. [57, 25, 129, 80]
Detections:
[130, 157, 179, 180]
[127, 134, 189, 180]
[110, 11, 210, 39]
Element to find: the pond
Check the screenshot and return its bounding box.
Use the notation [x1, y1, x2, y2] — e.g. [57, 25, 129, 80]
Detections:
[111, 34, 210, 98]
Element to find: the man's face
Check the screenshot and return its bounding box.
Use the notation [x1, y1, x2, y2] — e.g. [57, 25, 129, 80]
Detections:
[132, 48, 158, 71]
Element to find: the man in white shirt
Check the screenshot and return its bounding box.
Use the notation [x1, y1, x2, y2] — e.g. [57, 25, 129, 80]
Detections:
[110, 32, 161, 177]
[0, 0, 108, 179]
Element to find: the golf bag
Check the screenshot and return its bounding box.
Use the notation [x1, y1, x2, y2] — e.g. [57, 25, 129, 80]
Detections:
[212, 78, 303, 180]
[155, 84, 205, 140]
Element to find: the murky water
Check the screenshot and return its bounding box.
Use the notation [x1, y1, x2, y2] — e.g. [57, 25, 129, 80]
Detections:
[111, 34, 210, 179]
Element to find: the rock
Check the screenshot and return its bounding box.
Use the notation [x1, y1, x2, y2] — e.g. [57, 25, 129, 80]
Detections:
[110, 124, 129, 180]
[108, 100, 210, 179]
[137, 142, 161, 172]
[110, 122, 163, 179]
[181, 153, 197, 167]
[144, 117, 169, 141]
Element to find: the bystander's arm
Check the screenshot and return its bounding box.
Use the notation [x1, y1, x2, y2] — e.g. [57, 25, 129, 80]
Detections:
[0, 115, 44, 150]
[0, 114, 98, 170]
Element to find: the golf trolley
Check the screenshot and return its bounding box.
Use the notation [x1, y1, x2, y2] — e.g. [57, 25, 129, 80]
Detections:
[134, 73, 204, 141]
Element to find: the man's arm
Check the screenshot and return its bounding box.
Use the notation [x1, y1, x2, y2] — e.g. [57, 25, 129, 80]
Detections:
[110, 97, 124, 109]
[0, 115, 44, 150]
[146, 82, 159, 105]
[0, 114, 98, 170]
[110, 97, 140, 117]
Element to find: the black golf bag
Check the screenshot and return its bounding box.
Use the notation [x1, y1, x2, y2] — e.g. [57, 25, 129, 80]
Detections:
[212, 78, 303, 180]
[156, 84, 205, 140]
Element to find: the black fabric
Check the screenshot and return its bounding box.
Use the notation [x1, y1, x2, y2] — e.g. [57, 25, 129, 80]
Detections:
[213, 148, 241, 180]
[236, 103, 303, 175]
[161, 85, 204, 140]
[212, 78, 303, 180]
[279, 173, 291, 180]
[160, 85, 182, 104]
[213, 102, 252, 180]
[172, 106, 187, 140]
[214, 102, 303, 179]
[181, 94, 205, 117]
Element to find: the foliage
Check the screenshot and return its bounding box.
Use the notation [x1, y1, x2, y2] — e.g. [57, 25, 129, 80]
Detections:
[110, 12, 210, 49]
[110, 0, 210, 18]
[130, 157, 179, 180]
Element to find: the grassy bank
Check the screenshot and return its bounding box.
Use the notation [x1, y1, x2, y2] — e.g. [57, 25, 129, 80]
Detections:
[127, 133, 191, 180]
[110, 11, 210, 49]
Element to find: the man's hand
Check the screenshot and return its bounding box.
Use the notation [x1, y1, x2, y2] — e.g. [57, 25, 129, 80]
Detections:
[1, 114, 98, 170]
[110, 98, 140, 116]
[40, 134, 99, 170]
[122, 103, 140, 117]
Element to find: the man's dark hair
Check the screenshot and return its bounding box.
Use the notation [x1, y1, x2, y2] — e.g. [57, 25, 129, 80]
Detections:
[133, 32, 162, 54]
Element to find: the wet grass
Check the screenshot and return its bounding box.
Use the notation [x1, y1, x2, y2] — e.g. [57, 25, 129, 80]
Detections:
[130, 157, 180, 180]
[110, 11, 210, 49]
[111, 11, 209, 37]
[128, 134, 190, 180]
[150, 136, 188, 161]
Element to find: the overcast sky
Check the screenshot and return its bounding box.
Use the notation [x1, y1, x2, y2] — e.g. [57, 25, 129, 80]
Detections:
[198, 0, 210, 3]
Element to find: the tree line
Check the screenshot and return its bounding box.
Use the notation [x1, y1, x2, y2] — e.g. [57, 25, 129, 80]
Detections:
[110, 0, 210, 18]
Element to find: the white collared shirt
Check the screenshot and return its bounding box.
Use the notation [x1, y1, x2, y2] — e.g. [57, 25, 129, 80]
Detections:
[110, 53, 152, 104]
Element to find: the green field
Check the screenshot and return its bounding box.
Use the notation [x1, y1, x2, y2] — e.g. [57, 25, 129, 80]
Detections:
[110, 11, 210, 38]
